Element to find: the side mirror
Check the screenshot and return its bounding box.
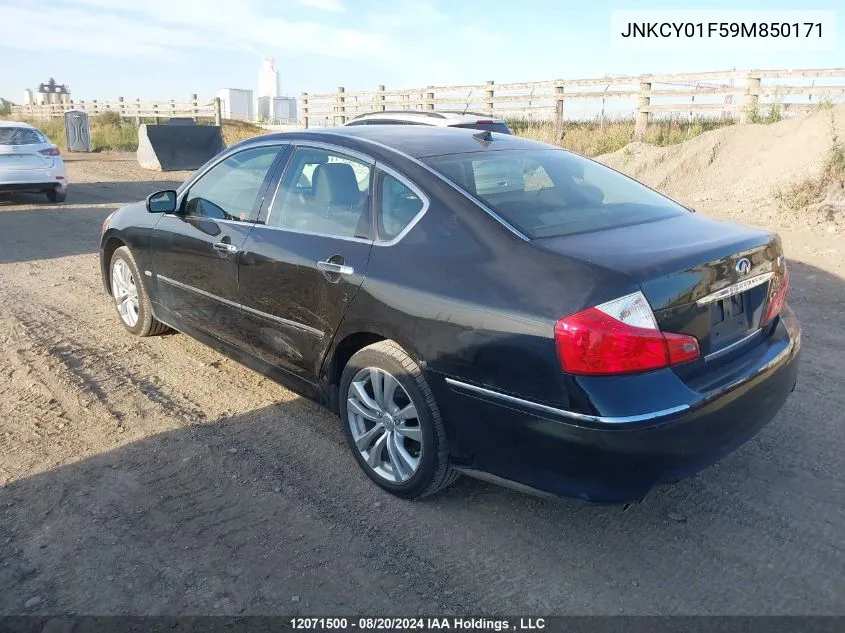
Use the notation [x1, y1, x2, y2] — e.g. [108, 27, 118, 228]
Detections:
[146, 190, 177, 214]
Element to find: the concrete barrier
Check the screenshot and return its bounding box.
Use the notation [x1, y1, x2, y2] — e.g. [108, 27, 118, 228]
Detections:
[136, 124, 225, 171]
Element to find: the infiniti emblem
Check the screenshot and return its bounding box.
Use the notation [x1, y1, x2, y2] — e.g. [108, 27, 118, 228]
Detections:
[735, 258, 752, 275]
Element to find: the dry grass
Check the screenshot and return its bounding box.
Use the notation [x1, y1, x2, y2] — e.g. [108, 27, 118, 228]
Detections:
[220, 120, 267, 146]
[506, 116, 735, 157]
[14, 115, 138, 151]
[2, 116, 265, 152]
[6, 113, 733, 159]
[776, 112, 845, 211]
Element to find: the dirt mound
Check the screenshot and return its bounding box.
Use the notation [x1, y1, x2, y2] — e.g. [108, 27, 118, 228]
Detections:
[597, 104, 845, 232]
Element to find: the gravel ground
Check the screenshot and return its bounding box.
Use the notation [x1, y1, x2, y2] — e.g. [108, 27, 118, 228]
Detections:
[0, 152, 843, 616]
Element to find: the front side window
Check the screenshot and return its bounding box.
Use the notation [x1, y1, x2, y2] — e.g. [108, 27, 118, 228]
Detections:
[182, 146, 280, 222]
[267, 147, 372, 239]
[378, 172, 425, 240]
[425, 149, 687, 238]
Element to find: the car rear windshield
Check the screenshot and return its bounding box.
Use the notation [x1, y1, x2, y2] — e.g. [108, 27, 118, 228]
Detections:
[0, 127, 47, 145]
[424, 149, 687, 238]
[452, 122, 512, 135]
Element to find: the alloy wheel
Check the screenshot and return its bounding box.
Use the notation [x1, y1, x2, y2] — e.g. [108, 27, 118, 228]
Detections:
[346, 367, 423, 483]
[111, 259, 140, 328]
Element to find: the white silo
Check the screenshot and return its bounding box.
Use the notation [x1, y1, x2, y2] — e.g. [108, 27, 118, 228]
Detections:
[258, 57, 279, 99]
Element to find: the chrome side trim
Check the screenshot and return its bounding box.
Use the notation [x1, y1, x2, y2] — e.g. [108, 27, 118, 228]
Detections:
[156, 275, 324, 338]
[240, 304, 324, 338]
[161, 215, 259, 226]
[290, 140, 377, 165]
[704, 328, 763, 362]
[207, 218, 256, 226]
[444, 377, 689, 425]
[250, 223, 374, 244]
[373, 161, 431, 246]
[158, 275, 240, 309]
[695, 272, 774, 306]
[328, 133, 532, 241]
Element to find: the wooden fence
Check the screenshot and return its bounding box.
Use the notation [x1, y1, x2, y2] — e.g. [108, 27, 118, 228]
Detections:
[299, 68, 845, 136]
[12, 95, 222, 125]
[11, 67, 845, 138]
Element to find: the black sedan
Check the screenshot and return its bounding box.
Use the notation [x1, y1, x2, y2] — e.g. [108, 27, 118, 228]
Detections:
[99, 126, 800, 503]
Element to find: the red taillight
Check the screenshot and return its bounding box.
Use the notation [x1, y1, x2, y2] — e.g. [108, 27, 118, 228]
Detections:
[476, 120, 494, 124]
[554, 291, 700, 376]
[763, 263, 789, 323]
[39, 146, 60, 156]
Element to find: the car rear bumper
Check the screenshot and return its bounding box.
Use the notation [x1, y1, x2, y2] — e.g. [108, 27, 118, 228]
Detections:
[0, 181, 66, 193]
[433, 307, 801, 504]
[0, 162, 67, 192]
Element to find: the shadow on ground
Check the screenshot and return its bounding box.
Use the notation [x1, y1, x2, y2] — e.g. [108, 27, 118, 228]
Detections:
[0, 181, 183, 208]
[0, 181, 182, 264]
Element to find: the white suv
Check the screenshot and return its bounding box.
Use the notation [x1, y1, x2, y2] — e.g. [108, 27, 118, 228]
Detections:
[344, 111, 512, 134]
[0, 121, 68, 203]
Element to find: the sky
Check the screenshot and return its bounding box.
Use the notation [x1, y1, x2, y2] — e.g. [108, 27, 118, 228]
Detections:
[0, 0, 842, 103]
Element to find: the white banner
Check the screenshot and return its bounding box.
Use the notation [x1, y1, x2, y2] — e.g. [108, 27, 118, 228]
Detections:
[611, 10, 836, 52]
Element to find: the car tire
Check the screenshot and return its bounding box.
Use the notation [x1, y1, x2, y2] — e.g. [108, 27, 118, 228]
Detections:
[109, 246, 169, 337]
[339, 339, 457, 499]
[46, 187, 67, 203]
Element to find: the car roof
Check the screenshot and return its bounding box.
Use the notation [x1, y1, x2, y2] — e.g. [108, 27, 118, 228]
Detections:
[346, 111, 506, 126]
[253, 125, 548, 160]
[0, 121, 37, 129]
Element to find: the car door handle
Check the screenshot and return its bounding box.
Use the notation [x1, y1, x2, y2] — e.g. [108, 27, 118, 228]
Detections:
[213, 241, 239, 254]
[316, 260, 354, 275]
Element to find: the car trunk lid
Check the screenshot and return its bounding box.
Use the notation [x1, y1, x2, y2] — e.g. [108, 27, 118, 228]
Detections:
[0, 145, 52, 170]
[535, 213, 784, 361]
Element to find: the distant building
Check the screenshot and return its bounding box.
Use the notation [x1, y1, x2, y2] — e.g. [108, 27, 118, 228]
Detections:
[255, 57, 297, 122]
[36, 78, 71, 105]
[257, 96, 297, 122]
[23, 89, 33, 105]
[217, 88, 254, 121]
[258, 58, 280, 99]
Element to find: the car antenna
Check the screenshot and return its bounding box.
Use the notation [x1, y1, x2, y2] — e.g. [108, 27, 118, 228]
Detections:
[473, 130, 493, 143]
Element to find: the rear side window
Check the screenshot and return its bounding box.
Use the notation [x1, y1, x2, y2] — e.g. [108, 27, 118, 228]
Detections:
[0, 127, 46, 145]
[378, 172, 425, 240]
[268, 147, 372, 239]
[425, 149, 687, 238]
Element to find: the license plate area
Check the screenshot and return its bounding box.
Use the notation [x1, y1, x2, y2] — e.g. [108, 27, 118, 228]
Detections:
[0, 154, 44, 169]
[710, 291, 753, 349]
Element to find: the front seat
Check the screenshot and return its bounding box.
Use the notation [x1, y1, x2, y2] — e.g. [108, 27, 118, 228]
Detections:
[312, 163, 362, 209]
[309, 162, 370, 237]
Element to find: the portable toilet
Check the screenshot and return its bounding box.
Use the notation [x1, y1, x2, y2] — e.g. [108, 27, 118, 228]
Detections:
[64, 109, 91, 152]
